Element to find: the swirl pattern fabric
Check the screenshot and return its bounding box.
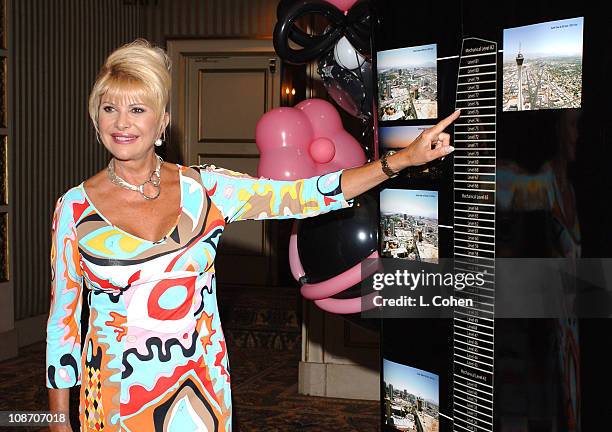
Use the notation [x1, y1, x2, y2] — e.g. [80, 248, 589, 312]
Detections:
[46, 165, 351, 431]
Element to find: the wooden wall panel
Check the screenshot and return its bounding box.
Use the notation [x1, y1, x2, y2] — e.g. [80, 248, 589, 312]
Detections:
[140, 0, 277, 44]
[12, 0, 140, 320]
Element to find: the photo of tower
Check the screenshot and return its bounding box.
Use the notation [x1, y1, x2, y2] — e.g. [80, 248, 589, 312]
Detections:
[516, 44, 524, 110]
[503, 17, 584, 111]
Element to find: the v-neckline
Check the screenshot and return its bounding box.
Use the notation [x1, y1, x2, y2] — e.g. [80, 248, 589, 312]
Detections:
[79, 165, 184, 244]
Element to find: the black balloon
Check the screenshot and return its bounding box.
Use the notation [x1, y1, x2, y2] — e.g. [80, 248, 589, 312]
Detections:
[318, 48, 373, 120]
[297, 192, 378, 284]
[276, 0, 332, 49]
[273, 0, 371, 65]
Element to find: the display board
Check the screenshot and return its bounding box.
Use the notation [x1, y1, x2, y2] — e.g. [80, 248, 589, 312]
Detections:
[452, 37, 497, 432]
[374, 1, 612, 430]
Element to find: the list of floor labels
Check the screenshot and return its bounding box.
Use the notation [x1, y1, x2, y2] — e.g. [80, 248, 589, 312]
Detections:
[453, 38, 496, 432]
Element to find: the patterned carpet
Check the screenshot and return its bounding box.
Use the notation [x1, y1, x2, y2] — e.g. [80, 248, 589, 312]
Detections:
[230, 349, 380, 432]
[0, 286, 380, 431]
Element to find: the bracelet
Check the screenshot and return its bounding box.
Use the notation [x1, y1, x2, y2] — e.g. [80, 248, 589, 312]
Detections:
[380, 151, 399, 178]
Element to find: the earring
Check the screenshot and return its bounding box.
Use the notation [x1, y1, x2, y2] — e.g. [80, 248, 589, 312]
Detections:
[155, 128, 167, 147]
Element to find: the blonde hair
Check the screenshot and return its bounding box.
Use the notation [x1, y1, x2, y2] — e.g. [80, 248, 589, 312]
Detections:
[88, 39, 171, 132]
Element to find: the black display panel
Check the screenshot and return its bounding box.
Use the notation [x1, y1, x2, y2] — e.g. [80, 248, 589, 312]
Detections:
[374, 1, 612, 430]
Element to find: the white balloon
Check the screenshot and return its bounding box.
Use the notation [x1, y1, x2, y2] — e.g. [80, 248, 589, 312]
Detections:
[333, 36, 365, 70]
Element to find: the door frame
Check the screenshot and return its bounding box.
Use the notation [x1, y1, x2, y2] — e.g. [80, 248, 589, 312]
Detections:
[166, 38, 282, 286]
[166, 38, 278, 165]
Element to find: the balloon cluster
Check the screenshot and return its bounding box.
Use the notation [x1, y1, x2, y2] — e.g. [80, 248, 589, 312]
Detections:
[257, 99, 366, 179]
[273, 0, 373, 123]
[264, 0, 378, 314]
[256, 99, 379, 314]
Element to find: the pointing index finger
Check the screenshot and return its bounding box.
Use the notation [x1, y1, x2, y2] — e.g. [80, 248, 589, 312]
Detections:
[430, 109, 461, 134]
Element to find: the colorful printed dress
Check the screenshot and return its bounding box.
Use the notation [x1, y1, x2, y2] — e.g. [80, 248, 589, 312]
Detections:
[46, 165, 352, 431]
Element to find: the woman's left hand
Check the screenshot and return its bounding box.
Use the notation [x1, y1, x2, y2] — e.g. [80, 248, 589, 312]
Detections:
[397, 109, 461, 166]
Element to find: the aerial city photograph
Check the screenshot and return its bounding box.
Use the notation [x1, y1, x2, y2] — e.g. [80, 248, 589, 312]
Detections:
[380, 189, 439, 263]
[503, 17, 583, 111]
[383, 359, 440, 432]
[377, 44, 438, 120]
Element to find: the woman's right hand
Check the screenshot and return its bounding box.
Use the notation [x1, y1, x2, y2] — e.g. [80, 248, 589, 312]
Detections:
[48, 388, 72, 432]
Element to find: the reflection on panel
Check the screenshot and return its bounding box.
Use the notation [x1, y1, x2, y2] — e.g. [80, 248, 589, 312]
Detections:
[198, 70, 266, 141]
[0, 212, 7, 281]
[0, 135, 5, 204]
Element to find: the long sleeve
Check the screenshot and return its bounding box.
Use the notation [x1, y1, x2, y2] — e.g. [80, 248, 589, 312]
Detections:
[46, 193, 84, 388]
[199, 165, 353, 223]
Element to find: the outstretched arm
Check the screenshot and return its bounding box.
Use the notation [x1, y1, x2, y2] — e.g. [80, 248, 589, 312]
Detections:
[198, 110, 459, 221]
[341, 110, 460, 200]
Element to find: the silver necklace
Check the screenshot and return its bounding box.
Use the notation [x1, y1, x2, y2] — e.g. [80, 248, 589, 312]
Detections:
[107, 155, 163, 200]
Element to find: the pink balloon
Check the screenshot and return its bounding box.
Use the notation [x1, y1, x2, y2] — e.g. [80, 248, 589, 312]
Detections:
[299, 251, 380, 300]
[257, 98, 372, 315]
[289, 231, 381, 314]
[289, 223, 306, 281]
[256, 107, 315, 179]
[295, 99, 343, 138]
[255, 107, 312, 149]
[256, 98, 366, 180]
[328, 129, 367, 170]
[310, 137, 336, 163]
[323, 0, 358, 12]
[258, 146, 317, 180]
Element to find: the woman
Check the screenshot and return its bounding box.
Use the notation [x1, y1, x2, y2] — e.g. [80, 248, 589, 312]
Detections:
[46, 39, 458, 431]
